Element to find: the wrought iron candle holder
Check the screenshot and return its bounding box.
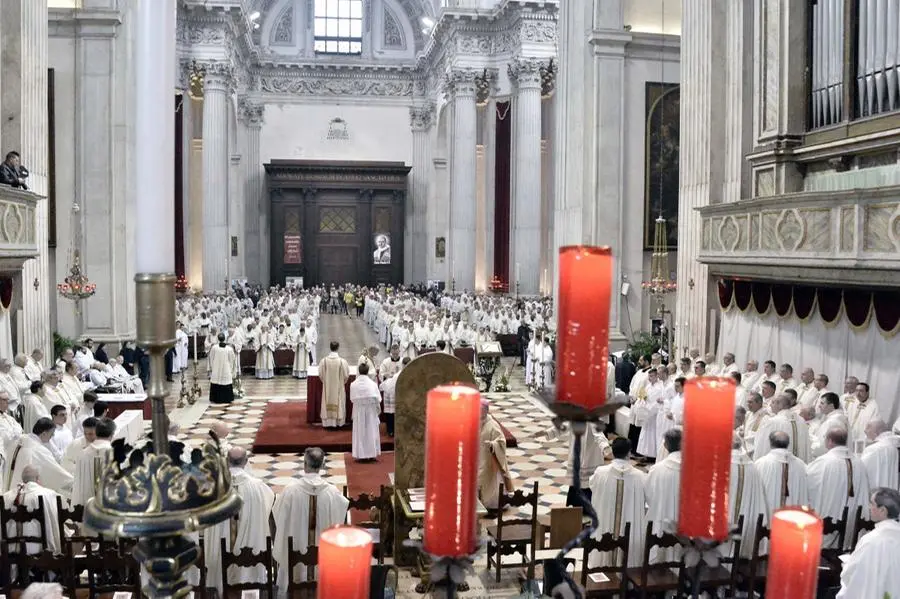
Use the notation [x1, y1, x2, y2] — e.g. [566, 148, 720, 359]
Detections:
[85, 274, 241, 598]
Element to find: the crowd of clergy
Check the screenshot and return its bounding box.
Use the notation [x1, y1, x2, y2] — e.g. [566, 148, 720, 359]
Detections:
[599, 349, 900, 597]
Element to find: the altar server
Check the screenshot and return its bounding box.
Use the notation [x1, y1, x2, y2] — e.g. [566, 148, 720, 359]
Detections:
[349, 363, 381, 461]
[636, 368, 664, 459]
[21, 382, 49, 435]
[72, 418, 115, 507]
[588, 438, 647, 567]
[837, 488, 900, 599]
[174, 322, 189, 372]
[861, 420, 900, 490]
[48, 405, 73, 461]
[273, 448, 349, 594]
[753, 395, 810, 462]
[807, 426, 870, 549]
[379, 356, 409, 438]
[645, 428, 683, 563]
[479, 400, 513, 510]
[379, 345, 403, 382]
[5, 418, 73, 497]
[565, 424, 612, 508]
[2, 466, 62, 555]
[318, 341, 350, 428]
[62, 417, 96, 474]
[725, 436, 769, 559]
[254, 324, 275, 380]
[755, 431, 809, 515]
[208, 333, 238, 405]
[205, 447, 275, 595]
[0, 392, 23, 452]
[292, 326, 310, 379]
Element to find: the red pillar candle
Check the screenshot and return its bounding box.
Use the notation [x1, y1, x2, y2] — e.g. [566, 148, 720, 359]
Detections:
[318, 526, 373, 599]
[423, 384, 481, 557]
[765, 508, 823, 599]
[678, 377, 735, 540]
[556, 246, 613, 411]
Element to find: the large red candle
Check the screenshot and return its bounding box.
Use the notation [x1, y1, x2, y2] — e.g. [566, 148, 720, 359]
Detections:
[318, 526, 373, 599]
[423, 385, 481, 557]
[678, 377, 735, 540]
[765, 508, 823, 599]
[556, 246, 612, 411]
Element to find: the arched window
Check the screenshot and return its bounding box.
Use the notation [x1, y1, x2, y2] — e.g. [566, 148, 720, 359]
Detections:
[314, 0, 363, 55]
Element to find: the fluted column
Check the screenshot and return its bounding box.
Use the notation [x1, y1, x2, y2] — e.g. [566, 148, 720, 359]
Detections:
[1, 0, 51, 357]
[447, 70, 478, 292]
[201, 63, 233, 292]
[409, 104, 434, 284]
[240, 99, 265, 286]
[509, 58, 544, 296]
[676, 0, 728, 353]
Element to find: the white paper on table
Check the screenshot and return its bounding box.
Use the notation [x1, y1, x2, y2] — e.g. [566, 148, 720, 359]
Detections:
[241, 591, 260, 599]
[112, 593, 132, 599]
[409, 501, 426, 511]
[589, 573, 610, 583]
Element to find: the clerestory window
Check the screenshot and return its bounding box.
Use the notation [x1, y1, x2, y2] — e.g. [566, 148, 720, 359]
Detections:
[314, 0, 363, 55]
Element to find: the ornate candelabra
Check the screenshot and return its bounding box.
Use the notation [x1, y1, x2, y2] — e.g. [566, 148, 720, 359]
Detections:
[85, 275, 241, 598]
[57, 250, 97, 301]
[641, 215, 677, 298]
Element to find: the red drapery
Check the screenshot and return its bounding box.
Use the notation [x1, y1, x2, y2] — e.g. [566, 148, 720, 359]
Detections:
[717, 277, 900, 334]
[493, 102, 511, 285]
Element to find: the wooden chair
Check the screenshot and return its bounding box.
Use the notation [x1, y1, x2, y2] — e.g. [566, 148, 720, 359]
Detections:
[624, 522, 685, 599]
[579, 522, 630, 598]
[485, 481, 539, 583]
[537, 506, 584, 550]
[344, 485, 392, 564]
[737, 514, 771, 596]
[818, 507, 850, 590]
[56, 496, 84, 536]
[369, 565, 398, 599]
[685, 515, 743, 598]
[76, 538, 142, 599]
[850, 505, 876, 551]
[286, 537, 317, 599]
[0, 495, 61, 592]
[220, 537, 275, 599]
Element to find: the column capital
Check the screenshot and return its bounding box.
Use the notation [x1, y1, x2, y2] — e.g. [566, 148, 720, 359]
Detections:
[444, 68, 480, 97]
[508, 58, 545, 90]
[409, 104, 436, 132]
[195, 60, 236, 94]
[238, 97, 265, 127]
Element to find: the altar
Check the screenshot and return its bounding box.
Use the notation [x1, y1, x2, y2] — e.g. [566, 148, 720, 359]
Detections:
[102, 393, 151, 420]
[305, 365, 357, 424]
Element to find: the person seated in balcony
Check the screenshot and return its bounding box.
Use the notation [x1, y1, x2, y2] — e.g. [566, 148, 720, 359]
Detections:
[0, 151, 28, 190]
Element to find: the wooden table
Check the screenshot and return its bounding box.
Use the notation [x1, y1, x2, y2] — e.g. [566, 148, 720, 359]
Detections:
[101, 393, 151, 420]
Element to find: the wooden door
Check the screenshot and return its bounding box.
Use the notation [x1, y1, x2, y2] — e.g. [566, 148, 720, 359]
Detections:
[317, 246, 358, 285]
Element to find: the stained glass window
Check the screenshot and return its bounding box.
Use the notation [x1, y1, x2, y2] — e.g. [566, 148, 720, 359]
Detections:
[314, 0, 363, 55]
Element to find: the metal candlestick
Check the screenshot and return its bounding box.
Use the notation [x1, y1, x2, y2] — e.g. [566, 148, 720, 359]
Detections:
[85, 274, 241, 598]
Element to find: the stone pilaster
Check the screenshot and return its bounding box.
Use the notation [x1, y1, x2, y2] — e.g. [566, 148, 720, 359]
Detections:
[240, 99, 265, 286]
[1, 0, 51, 357]
[409, 104, 434, 284]
[200, 62, 234, 292]
[446, 69, 478, 292]
[675, 0, 729, 354]
[509, 58, 544, 296]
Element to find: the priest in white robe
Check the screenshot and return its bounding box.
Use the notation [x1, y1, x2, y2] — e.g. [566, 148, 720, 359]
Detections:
[636, 368, 664, 459]
[174, 323, 189, 372]
[861, 420, 900, 490]
[5, 418, 73, 497]
[291, 327, 310, 379]
[725, 437, 769, 559]
[588, 438, 647, 567]
[565, 423, 612, 508]
[48, 405, 73, 462]
[0, 361, 22, 412]
[0, 391, 23, 452]
[204, 447, 275, 595]
[646, 429, 683, 563]
[535, 336, 554, 389]
[378, 345, 403, 382]
[742, 392, 769, 457]
[807, 426, 870, 549]
[2, 466, 62, 555]
[810, 392, 850, 459]
[62, 417, 96, 474]
[479, 401, 513, 510]
[72, 418, 115, 507]
[837, 487, 900, 599]
[753, 395, 810, 463]
[318, 341, 350, 428]
[846, 382, 882, 445]
[273, 448, 349, 594]
[208, 333, 237, 405]
[254, 324, 275, 379]
[21, 383, 48, 436]
[349, 364, 381, 461]
[24, 350, 44, 382]
[755, 431, 809, 516]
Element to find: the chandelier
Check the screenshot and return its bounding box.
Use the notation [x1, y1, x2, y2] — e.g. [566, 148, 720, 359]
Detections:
[57, 249, 96, 300]
[642, 215, 677, 296]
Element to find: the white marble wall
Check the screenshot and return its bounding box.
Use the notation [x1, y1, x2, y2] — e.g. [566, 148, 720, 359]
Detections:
[447, 70, 479, 292]
[409, 104, 434, 284]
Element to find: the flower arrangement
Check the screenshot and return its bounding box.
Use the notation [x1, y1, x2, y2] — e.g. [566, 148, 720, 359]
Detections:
[494, 367, 511, 392]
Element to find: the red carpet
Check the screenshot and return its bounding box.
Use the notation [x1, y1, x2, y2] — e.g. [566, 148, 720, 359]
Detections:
[252, 401, 393, 454]
[252, 401, 518, 454]
[343, 452, 395, 524]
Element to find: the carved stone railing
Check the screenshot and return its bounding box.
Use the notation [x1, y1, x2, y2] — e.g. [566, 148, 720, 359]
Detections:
[696, 186, 900, 286]
[0, 185, 40, 266]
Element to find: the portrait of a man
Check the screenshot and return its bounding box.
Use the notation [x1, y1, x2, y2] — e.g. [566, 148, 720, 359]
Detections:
[373, 233, 391, 264]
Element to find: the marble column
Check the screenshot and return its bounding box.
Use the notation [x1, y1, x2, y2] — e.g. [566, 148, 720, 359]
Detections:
[447, 70, 478, 292]
[200, 62, 233, 293]
[509, 58, 544, 296]
[240, 99, 265, 286]
[1, 0, 51, 357]
[409, 104, 434, 284]
[675, 0, 729, 353]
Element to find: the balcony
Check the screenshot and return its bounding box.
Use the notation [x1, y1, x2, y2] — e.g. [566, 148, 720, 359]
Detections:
[696, 186, 900, 287]
[0, 185, 40, 268]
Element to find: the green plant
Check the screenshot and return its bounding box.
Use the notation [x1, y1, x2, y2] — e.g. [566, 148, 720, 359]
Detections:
[626, 332, 661, 362]
[53, 331, 76, 360]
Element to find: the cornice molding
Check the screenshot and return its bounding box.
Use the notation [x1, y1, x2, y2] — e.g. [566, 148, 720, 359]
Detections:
[49, 7, 122, 39]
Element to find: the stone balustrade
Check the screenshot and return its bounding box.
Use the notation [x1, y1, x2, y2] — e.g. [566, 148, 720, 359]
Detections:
[0, 185, 40, 266]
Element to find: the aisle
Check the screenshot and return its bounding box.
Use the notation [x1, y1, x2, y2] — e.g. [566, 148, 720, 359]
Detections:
[315, 313, 385, 362]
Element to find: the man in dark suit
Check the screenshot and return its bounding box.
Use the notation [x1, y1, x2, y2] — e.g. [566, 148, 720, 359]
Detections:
[0, 151, 28, 189]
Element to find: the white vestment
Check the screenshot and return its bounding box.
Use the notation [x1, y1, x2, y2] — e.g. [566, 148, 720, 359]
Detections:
[725, 450, 769, 559]
[646, 451, 682, 563]
[810, 410, 850, 459]
[61, 436, 89, 474]
[860, 432, 900, 490]
[0, 373, 22, 411]
[0, 412, 23, 453]
[349, 376, 381, 460]
[378, 357, 402, 382]
[209, 344, 237, 386]
[175, 328, 189, 371]
[21, 393, 49, 434]
[5, 434, 73, 497]
[318, 352, 349, 427]
[588, 459, 648, 567]
[292, 331, 310, 379]
[272, 474, 349, 593]
[637, 382, 664, 458]
[568, 427, 611, 484]
[807, 446, 870, 549]
[2, 481, 62, 554]
[49, 425, 73, 461]
[72, 440, 112, 506]
[204, 469, 275, 594]
[846, 400, 881, 445]
[836, 519, 900, 599]
[753, 410, 810, 463]
[742, 409, 770, 458]
[755, 448, 810, 515]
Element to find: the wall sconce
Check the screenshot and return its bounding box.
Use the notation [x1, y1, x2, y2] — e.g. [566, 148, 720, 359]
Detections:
[33, 278, 40, 290]
[688, 278, 695, 290]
